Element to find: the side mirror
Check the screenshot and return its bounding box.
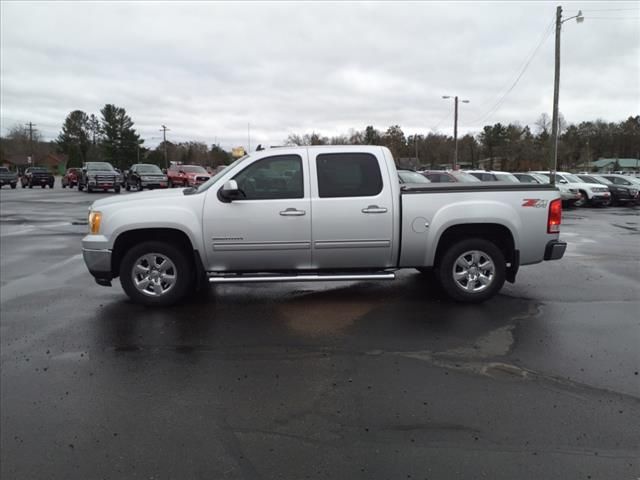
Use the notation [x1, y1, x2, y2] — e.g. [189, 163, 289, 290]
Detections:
[179, 170, 185, 175]
[162, 169, 167, 174]
[559, 179, 568, 184]
[220, 180, 242, 201]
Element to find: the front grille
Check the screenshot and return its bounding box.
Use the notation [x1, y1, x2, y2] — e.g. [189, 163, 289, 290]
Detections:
[96, 175, 116, 182]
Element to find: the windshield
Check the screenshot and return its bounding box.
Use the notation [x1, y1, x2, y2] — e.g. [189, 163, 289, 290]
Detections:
[398, 171, 430, 184]
[87, 162, 114, 171]
[450, 171, 481, 182]
[194, 157, 247, 193]
[0, 167, 8, 172]
[137, 165, 162, 174]
[531, 173, 550, 184]
[493, 172, 520, 183]
[579, 175, 606, 185]
[563, 174, 582, 183]
[592, 176, 612, 184]
[179, 165, 207, 174]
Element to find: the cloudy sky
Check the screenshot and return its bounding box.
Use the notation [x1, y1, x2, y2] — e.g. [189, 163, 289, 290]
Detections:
[1, 1, 638, 150]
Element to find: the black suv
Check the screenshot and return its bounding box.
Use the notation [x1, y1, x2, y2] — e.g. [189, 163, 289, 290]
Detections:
[125, 163, 168, 191]
[78, 162, 121, 193]
[20, 167, 54, 188]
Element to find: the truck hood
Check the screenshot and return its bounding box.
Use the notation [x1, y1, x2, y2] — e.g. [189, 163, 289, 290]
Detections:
[91, 187, 189, 210]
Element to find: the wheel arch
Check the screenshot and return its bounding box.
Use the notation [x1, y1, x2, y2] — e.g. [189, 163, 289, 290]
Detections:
[433, 223, 517, 280]
[111, 228, 202, 278]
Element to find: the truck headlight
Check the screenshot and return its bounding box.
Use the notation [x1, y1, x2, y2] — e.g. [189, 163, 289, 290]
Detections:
[89, 211, 102, 234]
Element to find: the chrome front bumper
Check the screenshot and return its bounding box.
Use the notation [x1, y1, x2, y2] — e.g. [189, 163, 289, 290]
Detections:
[82, 248, 113, 286]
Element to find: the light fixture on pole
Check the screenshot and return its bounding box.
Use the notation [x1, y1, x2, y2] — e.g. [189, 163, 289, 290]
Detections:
[442, 96, 470, 170]
[550, 6, 583, 185]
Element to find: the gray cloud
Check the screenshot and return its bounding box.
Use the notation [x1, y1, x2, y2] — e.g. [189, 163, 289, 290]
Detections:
[1, 1, 638, 150]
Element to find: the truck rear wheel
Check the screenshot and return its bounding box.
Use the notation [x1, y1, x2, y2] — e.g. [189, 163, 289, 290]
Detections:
[437, 238, 505, 303]
[120, 241, 194, 306]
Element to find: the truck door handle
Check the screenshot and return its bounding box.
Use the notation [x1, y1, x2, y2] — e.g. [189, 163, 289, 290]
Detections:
[279, 208, 306, 216]
[361, 205, 388, 214]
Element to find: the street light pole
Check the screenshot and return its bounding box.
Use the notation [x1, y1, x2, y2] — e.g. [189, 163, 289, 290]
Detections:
[442, 96, 470, 170]
[550, 6, 563, 186]
[160, 125, 170, 169]
[550, 5, 583, 186]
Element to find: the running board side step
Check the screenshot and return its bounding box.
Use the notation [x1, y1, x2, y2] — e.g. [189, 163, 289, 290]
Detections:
[208, 272, 396, 283]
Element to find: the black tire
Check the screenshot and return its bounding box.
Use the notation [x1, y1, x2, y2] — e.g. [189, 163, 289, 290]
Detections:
[574, 190, 588, 207]
[87, 185, 93, 193]
[114, 187, 121, 194]
[21, 182, 26, 188]
[29, 184, 33, 189]
[125, 183, 131, 191]
[137, 180, 142, 191]
[168, 179, 173, 188]
[78, 183, 84, 191]
[62, 183, 67, 188]
[436, 238, 506, 303]
[119, 241, 194, 307]
[49, 183, 54, 189]
[11, 183, 16, 189]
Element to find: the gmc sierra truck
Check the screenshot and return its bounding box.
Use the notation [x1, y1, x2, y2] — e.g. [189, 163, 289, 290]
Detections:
[82, 146, 566, 306]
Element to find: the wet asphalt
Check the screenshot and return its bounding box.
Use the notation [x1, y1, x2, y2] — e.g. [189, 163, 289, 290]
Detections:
[1, 185, 638, 480]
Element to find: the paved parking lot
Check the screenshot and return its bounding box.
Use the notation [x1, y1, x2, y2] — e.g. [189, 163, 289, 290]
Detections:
[1, 187, 639, 479]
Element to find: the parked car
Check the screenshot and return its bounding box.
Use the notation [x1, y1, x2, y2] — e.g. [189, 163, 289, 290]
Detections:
[583, 174, 639, 206]
[420, 170, 481, 183]
[167, 165, 210, 188]
[532, 171, 610, 207]
[126, 164, 169, 191]
[397, 169, 430, 185]
[513, 172, 582, 207]
[82, 145, 566, 306]
[78, 162, 120, 193]
[61, 168, 82, 188]
[464, 170, 520, 182]
[0, 166, 18, 189]
[20, 167, 54, 188]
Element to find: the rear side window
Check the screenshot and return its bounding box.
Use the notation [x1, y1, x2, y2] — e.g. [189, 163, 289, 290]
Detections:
[316, 153, 383, 198]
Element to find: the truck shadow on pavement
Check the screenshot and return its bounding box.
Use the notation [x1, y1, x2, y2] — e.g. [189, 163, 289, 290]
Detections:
[93, 271, 540, 358]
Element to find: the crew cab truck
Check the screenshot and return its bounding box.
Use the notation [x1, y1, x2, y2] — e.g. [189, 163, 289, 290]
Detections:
[82, 146, 566, 306]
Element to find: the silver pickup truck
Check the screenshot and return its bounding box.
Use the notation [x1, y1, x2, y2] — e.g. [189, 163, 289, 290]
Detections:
[82, 146, 566, 306]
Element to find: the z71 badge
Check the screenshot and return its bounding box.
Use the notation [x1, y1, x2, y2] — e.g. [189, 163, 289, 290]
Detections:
[522, 199, 548, 208]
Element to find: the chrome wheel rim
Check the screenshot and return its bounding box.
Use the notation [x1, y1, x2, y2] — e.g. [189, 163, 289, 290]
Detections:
[132, 253, 177, 297]
[452, 250, 495, 293]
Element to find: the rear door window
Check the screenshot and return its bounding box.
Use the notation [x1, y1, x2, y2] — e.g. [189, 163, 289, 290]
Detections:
[316, 153, 382, 197]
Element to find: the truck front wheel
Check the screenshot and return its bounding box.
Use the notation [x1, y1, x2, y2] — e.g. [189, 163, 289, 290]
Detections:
[120, 241, 194, 306]
[437, 238, 505, 303]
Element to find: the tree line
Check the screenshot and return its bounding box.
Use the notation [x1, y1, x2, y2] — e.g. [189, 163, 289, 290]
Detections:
[1, 108, 638, 172]
[284, 114, 640, 171]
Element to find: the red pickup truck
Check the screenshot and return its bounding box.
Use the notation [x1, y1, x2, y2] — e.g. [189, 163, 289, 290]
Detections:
[61, 168, 81, 188]
[167, 165, 210, 188]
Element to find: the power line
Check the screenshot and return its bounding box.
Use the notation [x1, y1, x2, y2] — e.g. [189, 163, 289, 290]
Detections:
[581, 8, 640, 12]
[466, 18, 556, 126]
[430, 109, 453, 132]
[585, 16, 640, 19]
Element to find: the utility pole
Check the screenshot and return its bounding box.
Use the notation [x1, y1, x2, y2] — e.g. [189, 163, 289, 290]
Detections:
[550, 6, 583, 185]
[160, 125, 170, 169]
[550, 5, 562, 186]
[453, 97, 459, 169]
[442, 96, 469, 170]
[26, 122, 36, 166]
